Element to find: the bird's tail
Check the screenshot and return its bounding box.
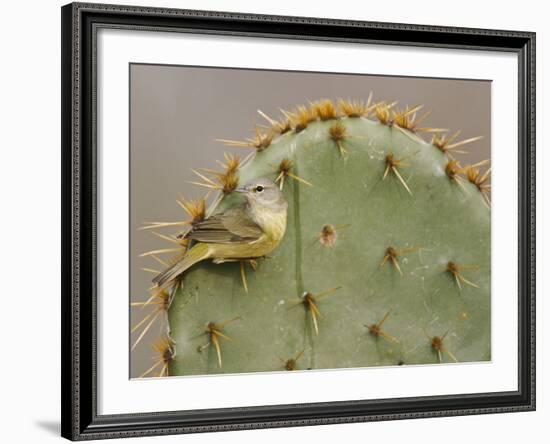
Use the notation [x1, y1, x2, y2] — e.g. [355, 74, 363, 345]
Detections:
[153, 243, 211, 288]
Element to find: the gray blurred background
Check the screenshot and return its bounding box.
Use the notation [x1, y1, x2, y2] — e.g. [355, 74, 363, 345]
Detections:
[130, 63, 491, 378]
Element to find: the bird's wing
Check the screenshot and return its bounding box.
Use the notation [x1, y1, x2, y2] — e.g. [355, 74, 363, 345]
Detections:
[186, 206, 263, 244]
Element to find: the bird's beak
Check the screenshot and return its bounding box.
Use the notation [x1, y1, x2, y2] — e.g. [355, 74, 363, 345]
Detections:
[234, 187, 247, 193]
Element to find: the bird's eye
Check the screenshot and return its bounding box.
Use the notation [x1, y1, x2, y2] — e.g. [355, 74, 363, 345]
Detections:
[255, 185, 264, 193]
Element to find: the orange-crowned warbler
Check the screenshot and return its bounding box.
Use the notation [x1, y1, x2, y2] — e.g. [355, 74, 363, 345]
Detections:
[153, 178, 287, 287]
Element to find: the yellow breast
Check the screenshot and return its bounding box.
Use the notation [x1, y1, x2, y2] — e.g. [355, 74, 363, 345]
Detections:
[210, 206, 287, 260]
[254, 207, 287, 243]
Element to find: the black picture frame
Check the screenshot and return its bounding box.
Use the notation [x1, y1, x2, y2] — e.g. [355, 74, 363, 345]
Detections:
[61, 2, 536, 440]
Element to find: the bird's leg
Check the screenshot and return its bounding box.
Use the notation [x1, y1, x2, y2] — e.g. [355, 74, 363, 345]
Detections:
[210, 257, 265, 292]
[212, 258, 238, 264]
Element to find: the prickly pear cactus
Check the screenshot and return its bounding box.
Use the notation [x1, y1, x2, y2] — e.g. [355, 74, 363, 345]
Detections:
[134, 98, 491, 378]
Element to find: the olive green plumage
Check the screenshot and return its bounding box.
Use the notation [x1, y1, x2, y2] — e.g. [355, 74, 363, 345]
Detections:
[136, 99, 491, 377]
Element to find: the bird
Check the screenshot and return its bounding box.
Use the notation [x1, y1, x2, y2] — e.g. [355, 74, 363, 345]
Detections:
[152, 177, 288, 287]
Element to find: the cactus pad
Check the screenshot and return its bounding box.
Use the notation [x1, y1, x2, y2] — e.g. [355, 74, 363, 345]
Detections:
[134, 98, 491, 377]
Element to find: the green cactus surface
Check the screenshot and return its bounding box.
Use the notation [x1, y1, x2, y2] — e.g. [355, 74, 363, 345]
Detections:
[134, 99, 491, 378]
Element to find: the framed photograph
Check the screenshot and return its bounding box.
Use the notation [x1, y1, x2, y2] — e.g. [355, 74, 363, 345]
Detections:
[61, 2, 535, 440]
